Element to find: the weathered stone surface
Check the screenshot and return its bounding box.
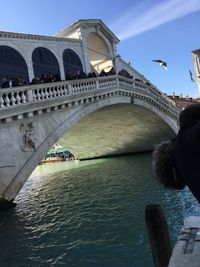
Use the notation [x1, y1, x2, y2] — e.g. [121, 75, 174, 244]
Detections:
[168, 216, 200, 267]
[59, 104, 175, 159]
[0, 97, 177, 202]
[0, 19, 179, 203]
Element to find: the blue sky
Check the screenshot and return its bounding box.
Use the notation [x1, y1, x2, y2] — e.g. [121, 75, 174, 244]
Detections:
[0, 0, 199, 97]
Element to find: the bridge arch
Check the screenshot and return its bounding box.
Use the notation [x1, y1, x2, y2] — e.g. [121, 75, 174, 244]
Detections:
[87, 32, 112, 73]
[0, 45, 29, 84]
[32, 47, 61, 79]
[1, 95, 176, 203]
[63, 48, 83, 78]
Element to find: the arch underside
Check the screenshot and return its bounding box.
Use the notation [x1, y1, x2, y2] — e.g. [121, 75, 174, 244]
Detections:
[1, 98, 176, 202]
[58, 104, 175, 159]
[87, 32, 112, 72]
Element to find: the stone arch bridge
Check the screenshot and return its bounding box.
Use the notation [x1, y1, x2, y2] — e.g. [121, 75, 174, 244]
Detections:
[0, 75, 179, 206]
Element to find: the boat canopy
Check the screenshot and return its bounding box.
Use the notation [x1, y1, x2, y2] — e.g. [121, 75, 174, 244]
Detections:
[47, 148, 70, 155]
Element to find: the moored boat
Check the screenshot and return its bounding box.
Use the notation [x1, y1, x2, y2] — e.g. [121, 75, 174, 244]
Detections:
[41, 145, 76, 164]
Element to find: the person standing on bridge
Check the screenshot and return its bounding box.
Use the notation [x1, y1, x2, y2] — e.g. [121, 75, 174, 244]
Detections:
[152, 103, 200, 203]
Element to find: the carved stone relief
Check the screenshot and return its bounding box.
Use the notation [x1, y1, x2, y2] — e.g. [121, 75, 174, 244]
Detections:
[20, 122, 37, 152]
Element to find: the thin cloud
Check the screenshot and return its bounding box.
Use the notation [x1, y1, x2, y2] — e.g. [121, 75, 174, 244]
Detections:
[111, 0, 200, 40]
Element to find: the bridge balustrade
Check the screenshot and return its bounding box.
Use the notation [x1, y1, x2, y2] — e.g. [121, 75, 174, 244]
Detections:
[98, 76, 118, 89]
[0, 86, 28, 108]
[33, 83, 69, 101]
[0, 75, 179, 121]
[118, 76, 133, 87]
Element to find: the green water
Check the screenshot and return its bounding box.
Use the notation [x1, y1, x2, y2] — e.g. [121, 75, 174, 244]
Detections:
[0, 154, 199, 267]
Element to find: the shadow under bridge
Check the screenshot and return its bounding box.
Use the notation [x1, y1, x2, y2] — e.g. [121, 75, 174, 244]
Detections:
[58, 104, 175, 160]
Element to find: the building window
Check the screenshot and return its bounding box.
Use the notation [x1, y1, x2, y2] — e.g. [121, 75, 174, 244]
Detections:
[63, 49, 83, 78]
[0, 45, 29, 83]
[32, 47, 60, 79]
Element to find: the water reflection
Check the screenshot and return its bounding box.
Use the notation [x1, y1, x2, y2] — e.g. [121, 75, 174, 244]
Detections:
[0, 154, 199, 267]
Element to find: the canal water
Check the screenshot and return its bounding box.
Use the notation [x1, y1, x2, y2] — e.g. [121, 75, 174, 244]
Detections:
[0, 153, 200, 267]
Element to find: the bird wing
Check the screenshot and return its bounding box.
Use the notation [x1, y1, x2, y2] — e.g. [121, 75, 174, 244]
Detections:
[162, 64, 167, 71]
[153, 59, 167, 70]
[152, 59, 163, 63]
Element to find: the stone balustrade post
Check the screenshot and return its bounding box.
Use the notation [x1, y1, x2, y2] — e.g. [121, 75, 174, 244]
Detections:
[132, 81, 136, 90]
[116, 76, 119, 86]
[95, 80, 99, 90]
[68, 84, 72, 95]
[27, 89, 33, 102]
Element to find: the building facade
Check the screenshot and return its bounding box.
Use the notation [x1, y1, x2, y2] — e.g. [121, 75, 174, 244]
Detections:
[0, 19, 156, 89]
[0, 19, 121, 85]
[192, 48, 200, 97]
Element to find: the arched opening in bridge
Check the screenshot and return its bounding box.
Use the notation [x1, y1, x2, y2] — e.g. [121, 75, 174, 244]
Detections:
[87, 32, 112, 73]
[63, 49, 83, 79]
[57, 104, 175, 160]
[32, 47, 60, 80]
[0, 45, 29, 84]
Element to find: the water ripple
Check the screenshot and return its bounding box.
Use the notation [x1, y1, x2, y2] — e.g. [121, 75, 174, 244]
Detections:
[0, 154, 199, 267]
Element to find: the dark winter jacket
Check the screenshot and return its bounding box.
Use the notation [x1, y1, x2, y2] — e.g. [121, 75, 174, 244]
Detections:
[172, 120, 200, 203]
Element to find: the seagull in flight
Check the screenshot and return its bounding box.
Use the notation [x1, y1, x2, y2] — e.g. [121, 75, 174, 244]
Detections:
[152, 59, 167, 71]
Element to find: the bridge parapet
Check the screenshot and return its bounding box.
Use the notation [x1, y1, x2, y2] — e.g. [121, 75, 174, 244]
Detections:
[0, 75, 179, 124]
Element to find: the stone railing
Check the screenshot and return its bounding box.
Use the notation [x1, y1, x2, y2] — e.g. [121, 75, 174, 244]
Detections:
[117, 75, 179, 117]
[0, 86, 29, 108]
[0, 75, 179, 120]
[0, 76, 117, 108]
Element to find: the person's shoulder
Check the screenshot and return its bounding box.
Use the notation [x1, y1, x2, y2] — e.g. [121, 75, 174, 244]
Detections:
[176, 121, 200, 151]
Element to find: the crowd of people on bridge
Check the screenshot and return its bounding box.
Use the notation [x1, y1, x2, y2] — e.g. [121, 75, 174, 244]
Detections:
[1, 76, 27, 88]
[30, 74, 61, 85]
[0, 67, 134, 89]
[118, 69, 133, 79]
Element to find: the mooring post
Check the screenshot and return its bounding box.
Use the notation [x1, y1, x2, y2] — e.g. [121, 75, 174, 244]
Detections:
[0, 199, 16, 210]
[145, 204, 172, 267]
